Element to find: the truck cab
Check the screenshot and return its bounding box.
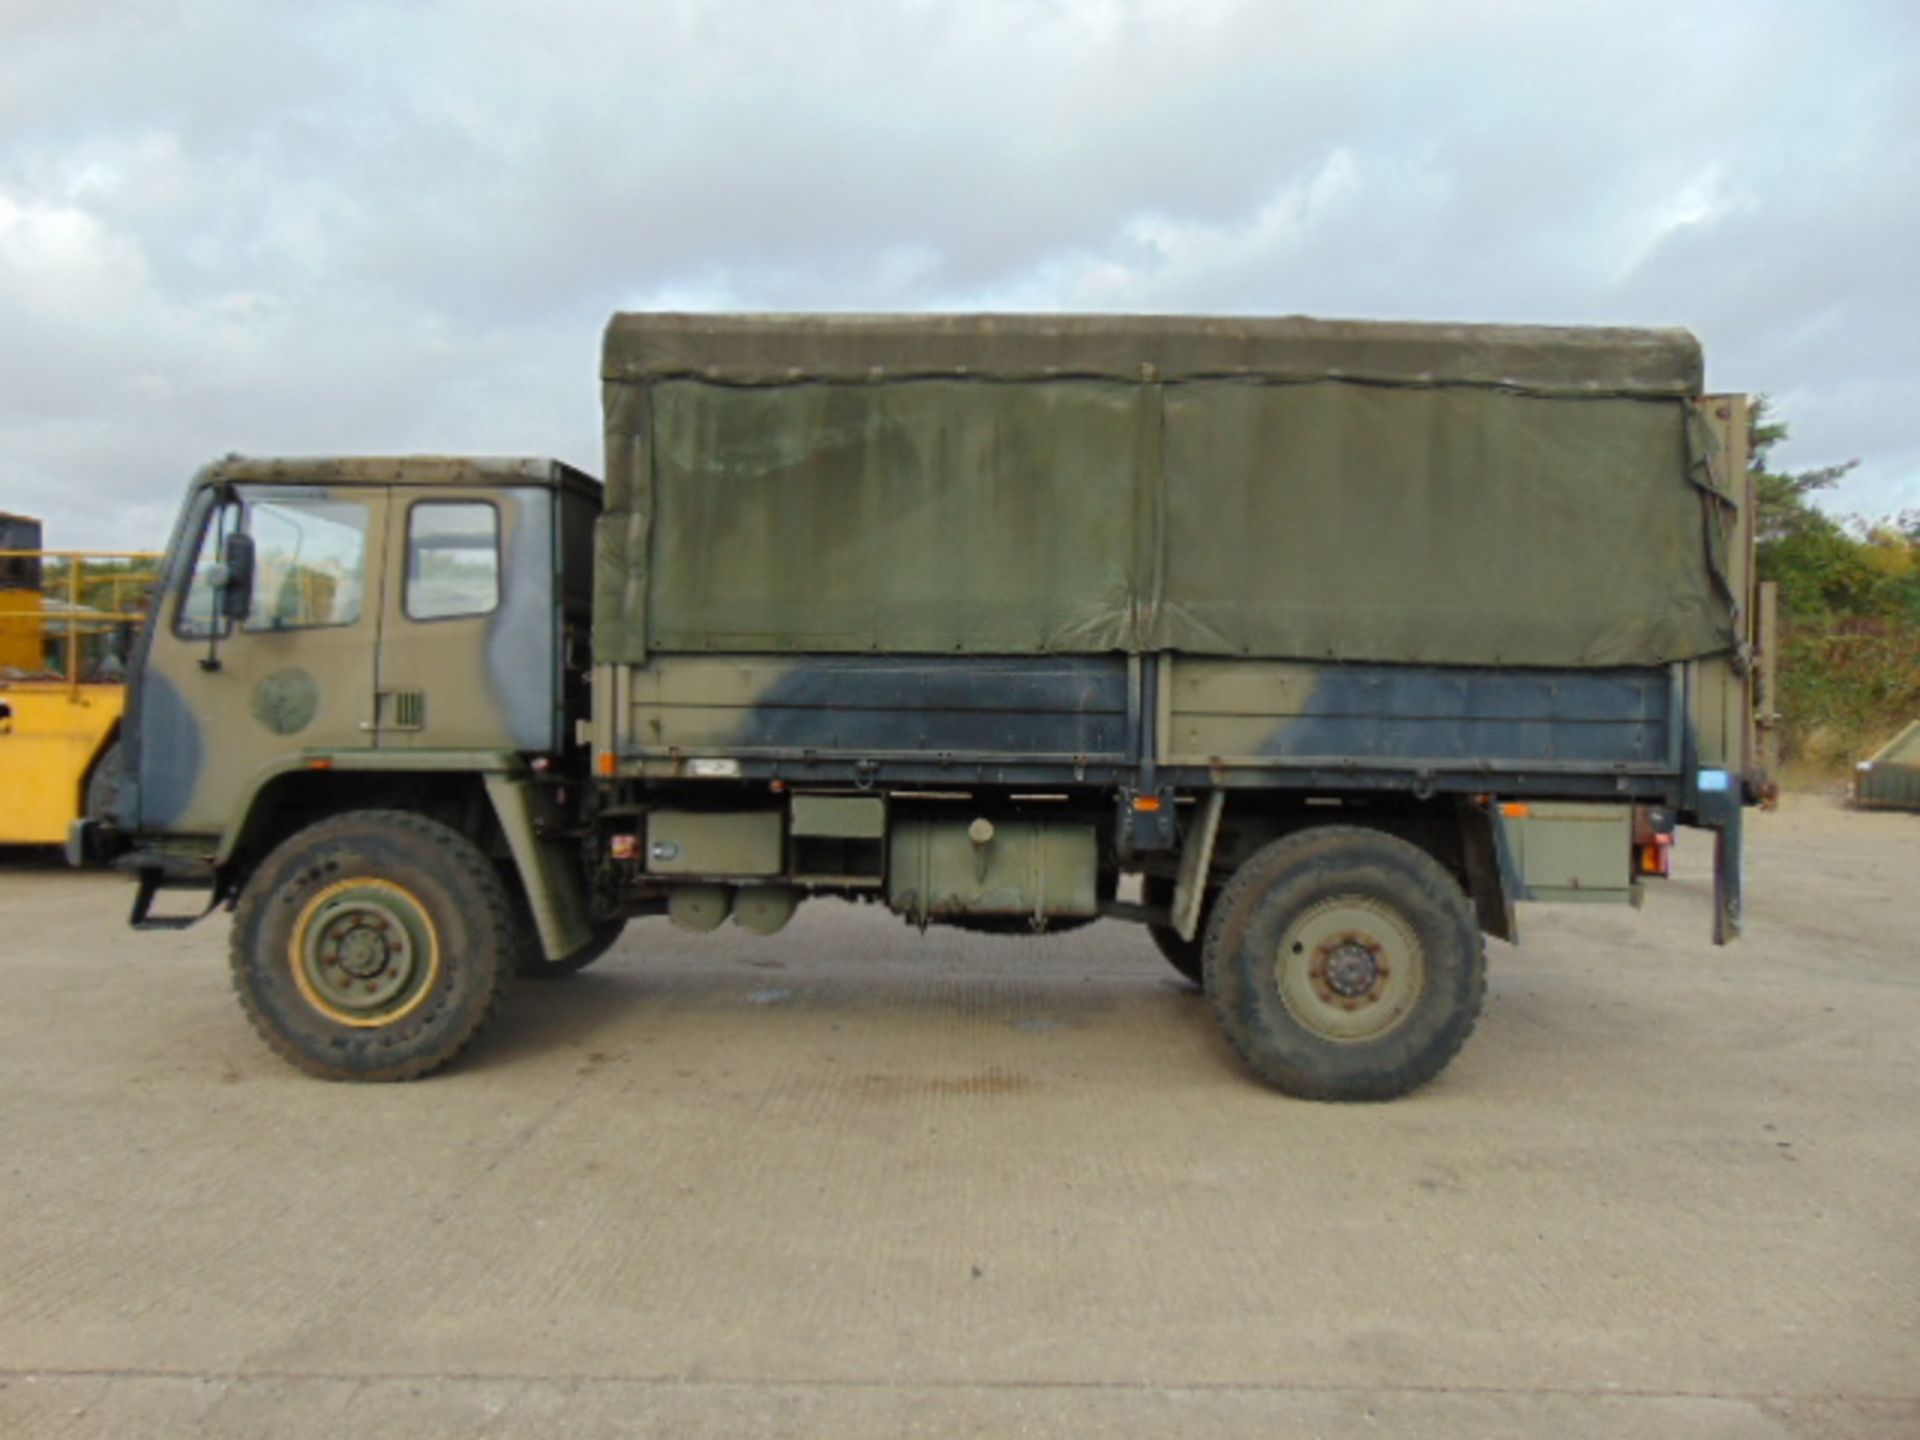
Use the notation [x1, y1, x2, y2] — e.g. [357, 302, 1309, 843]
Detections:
[92, 457, 602, 966]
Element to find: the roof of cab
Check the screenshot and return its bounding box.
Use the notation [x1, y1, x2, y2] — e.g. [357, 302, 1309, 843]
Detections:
[198, 455, 602, 497]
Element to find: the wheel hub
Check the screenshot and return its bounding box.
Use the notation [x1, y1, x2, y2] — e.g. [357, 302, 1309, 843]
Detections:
[290, 880, 440, 1026]
[332, 917, 397, 978]
[1312, 932, 1390, 1006]
[1274, 898, 1425, 1043]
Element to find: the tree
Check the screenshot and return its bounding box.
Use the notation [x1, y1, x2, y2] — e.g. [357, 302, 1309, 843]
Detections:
[1745, 401, 1920, 767]
[1749, 396, 1857, 546]
[1748, 397, 1882, 618]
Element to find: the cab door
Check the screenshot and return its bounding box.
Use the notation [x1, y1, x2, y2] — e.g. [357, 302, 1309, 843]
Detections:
[372, 485, 560, 753]
[133, 484, 386, 837]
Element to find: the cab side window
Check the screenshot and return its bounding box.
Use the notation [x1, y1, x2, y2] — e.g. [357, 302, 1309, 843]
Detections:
[405, 502, 499, 621]
[244, 499, 370, 631]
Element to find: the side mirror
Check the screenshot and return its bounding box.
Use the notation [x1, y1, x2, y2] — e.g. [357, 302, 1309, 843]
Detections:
[220, 532, 255, 622]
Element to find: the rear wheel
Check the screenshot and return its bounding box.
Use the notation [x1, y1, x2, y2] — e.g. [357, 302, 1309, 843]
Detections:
[230, 810, 516, 1081]
[1203, 827, 1484, 1101]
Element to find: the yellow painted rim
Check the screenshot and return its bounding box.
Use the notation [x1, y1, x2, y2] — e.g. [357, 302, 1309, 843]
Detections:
[288, 876, 443, 1029]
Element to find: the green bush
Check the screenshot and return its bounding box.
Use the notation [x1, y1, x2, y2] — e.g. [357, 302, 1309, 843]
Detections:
[1776, 619, 1920, 769]
[1751, 399, 1919, 772]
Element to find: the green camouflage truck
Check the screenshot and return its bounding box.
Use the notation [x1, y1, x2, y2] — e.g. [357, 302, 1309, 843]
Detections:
[76, 313, 1770, 1100]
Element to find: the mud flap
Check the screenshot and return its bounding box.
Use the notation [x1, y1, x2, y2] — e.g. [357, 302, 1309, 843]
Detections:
[483, 773, 593, 959]
[1712, 809, 1743, 946]
[1170, 789, 1225, 942]
[1458, 800, 1519, 944]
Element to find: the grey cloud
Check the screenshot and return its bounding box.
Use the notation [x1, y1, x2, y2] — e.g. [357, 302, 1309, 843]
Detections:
[0, 0, 1913, 548]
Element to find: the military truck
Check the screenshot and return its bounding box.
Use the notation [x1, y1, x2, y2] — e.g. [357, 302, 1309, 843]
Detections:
[75, 314, 1768, 1100]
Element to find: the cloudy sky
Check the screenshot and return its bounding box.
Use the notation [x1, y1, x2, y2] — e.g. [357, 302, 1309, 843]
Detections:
[2, 0, 1915, 550]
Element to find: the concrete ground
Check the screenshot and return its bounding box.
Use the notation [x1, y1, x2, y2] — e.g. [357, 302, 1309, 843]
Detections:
[0, 798, 1915, 1439]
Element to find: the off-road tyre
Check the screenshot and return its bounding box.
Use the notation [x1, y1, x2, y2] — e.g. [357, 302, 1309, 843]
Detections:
[1203, 827, 1484, 1102]
[517, 917, 628, 980]
[229, 810, 517, 1081]
[1142, 875, 1211, 988]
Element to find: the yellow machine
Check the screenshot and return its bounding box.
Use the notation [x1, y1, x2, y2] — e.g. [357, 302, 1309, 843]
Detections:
[0, 514, 160, 845]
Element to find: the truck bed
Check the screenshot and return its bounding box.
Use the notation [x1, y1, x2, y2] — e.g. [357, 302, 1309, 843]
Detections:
[615, 653, 1685, 802]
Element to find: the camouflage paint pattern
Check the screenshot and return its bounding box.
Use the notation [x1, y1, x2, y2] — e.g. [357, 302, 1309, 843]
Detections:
[616, 654, 1129, 770]
[603, 651, 1693, 797]
[598, 314, 1735, 672]
[1159, 658, 1679, 775]
[127, 457, 597, 844]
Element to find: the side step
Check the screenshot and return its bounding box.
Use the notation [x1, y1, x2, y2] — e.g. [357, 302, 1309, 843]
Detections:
[119, 852, 226, 931]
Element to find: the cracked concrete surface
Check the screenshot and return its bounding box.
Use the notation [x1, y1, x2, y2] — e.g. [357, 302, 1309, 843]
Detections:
[0, 797, 1914, 1437]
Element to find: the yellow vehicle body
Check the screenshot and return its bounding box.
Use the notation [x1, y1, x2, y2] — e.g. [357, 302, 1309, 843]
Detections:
[0, 542, 159, 846]
[0, 681, 126, 843]
[0, 590, 39, 671]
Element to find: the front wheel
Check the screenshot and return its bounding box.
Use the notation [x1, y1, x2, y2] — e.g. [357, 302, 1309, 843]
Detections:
[229, 810, 517, 1081]
[1203, 827, 1485, 1102]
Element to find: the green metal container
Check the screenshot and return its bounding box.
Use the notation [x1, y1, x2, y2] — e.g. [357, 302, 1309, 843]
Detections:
[1855, 721, 1920, 811]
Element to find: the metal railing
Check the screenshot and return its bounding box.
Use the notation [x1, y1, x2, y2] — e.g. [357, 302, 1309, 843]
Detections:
[0, 550, 164, 697]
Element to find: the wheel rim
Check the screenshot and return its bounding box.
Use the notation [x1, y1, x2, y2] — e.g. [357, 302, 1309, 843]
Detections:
[1273, 895, 1426, 1043]
[289, 877, 442, 1028]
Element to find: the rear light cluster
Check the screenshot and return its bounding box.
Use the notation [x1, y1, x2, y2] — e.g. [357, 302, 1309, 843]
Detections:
[1637, 837, 1673, 877]
[1632, 805, 1675, 879]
